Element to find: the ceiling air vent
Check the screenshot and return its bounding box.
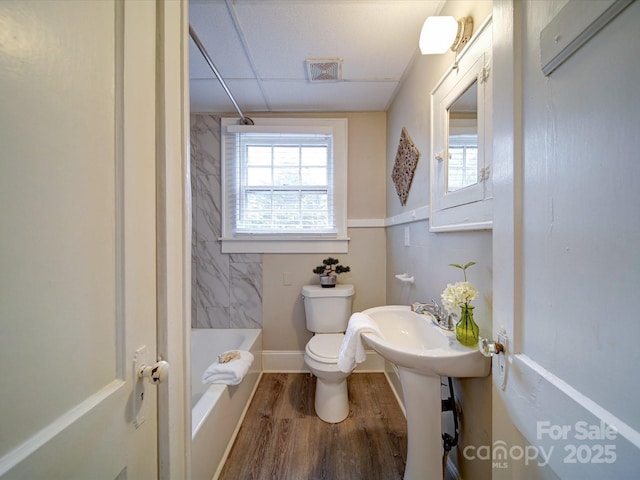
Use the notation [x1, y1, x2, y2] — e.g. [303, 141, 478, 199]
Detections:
[306, 57, 343, 82]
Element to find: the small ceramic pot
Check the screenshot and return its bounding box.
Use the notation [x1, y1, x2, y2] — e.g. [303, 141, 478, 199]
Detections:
[319, 275, 337, 288]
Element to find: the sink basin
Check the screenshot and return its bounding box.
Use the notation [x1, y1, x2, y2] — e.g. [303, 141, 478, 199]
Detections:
[361, 305, 490, 378]
[360, 305, 490, 480]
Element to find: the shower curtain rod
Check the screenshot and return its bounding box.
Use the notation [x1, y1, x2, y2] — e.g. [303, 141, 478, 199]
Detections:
[189, 25, 254, 125]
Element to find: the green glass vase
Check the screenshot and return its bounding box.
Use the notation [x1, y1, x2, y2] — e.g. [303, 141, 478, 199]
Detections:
[456, 305, 479, 347]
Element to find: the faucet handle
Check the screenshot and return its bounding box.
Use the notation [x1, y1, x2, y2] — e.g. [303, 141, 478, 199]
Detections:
[429, 299, 442, 314]
[411, 302, 428, 314]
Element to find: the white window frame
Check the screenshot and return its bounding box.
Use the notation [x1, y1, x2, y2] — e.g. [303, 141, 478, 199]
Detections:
[447, 132, 478, 192]
[220, 117, 348, 253]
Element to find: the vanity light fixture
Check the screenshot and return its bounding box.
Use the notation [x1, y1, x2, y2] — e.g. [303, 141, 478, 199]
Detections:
[419, 16, 474, 55]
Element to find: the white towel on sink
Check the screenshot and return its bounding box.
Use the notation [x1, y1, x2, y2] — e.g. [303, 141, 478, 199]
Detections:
[337, 312, 382, 373]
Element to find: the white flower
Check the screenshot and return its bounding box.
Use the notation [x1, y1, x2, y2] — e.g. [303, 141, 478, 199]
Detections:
[441, 281, 478, 313]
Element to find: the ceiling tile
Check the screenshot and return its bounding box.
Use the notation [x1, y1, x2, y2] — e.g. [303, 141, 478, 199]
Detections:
[189, 0, 442, 112]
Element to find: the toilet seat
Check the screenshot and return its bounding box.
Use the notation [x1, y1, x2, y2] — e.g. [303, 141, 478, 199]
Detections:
[305, 334, 344, 364]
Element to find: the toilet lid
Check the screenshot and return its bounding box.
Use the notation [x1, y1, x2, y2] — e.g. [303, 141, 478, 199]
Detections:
[306, 334, 344, 363]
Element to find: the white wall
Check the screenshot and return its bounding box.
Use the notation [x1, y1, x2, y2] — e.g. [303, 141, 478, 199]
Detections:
[385, 1, 493, 478]
[521, 0, 639, 421]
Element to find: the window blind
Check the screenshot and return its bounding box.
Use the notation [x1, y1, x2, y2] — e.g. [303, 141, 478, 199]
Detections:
[223, 125, 336, 236]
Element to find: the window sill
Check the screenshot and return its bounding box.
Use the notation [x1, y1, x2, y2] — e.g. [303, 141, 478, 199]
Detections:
[219, 237, 350, 254]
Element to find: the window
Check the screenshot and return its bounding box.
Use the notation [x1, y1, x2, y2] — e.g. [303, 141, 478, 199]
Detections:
[221, 117, 348, 253]
[237, 133, 332, 233]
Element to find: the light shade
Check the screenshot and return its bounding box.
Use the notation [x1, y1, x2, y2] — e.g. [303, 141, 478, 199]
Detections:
[419, 16, 459, 54]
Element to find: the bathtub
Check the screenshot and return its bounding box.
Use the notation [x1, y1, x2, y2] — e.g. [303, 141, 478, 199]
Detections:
[191, 329, 262, 480]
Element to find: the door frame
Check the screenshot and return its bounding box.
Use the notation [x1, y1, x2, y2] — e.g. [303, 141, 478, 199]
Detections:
[155, 1, 191, 479]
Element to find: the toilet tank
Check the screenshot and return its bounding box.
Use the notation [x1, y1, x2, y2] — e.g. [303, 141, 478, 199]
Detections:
[302, 284, 355, 333]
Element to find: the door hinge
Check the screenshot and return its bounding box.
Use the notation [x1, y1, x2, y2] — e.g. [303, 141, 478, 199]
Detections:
[480, 64, 491, 83]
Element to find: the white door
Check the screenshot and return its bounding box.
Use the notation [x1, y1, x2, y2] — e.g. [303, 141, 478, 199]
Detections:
[1, 1, 161, 478]
[492, 1, 640, 478]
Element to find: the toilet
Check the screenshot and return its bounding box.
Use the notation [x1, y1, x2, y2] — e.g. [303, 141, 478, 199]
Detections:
[302, 284, 355, 423]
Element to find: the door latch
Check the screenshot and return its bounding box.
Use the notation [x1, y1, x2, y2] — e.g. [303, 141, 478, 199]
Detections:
[479, 328, 508, 390]
[137, 360, 169, 384]
[132, 346, 169, 428]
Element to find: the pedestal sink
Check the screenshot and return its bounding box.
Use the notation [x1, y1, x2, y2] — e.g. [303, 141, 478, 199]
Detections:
[361, 305, 490, 480]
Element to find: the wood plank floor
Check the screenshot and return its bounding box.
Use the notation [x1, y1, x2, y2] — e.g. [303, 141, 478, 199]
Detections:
[218, 373, 408, 480]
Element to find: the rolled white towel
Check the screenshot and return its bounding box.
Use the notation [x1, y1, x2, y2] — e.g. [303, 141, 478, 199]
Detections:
[337, 312, 382, 373]
[201, 350, 254, 386]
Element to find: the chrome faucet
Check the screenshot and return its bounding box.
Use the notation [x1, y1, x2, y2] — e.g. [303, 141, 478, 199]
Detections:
[412, 299, 456, 331]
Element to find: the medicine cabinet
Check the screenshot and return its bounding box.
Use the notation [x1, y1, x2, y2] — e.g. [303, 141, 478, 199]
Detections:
[430, 17, 492, 232]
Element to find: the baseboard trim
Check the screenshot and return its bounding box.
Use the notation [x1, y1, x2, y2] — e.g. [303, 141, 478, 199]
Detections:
[262, 351, 307, 373]
[262, 350, 384, 373]
[382, 364, 405, 417]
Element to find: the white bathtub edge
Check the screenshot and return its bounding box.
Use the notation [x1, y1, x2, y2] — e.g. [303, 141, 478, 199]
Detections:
[191, 329, 262, 480]
[211, 370, 263, 480]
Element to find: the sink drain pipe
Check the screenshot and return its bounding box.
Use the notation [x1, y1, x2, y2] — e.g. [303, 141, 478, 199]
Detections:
[441, 376, 459, 476]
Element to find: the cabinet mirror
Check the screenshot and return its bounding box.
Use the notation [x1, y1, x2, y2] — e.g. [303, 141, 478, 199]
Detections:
[447, 80, 478, 193]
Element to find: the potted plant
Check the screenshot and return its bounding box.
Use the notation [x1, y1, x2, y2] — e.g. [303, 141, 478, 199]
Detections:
[312, 257, 351, 288]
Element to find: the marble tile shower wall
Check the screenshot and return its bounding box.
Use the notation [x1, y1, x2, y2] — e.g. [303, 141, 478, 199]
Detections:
[191, 114, 263, 328]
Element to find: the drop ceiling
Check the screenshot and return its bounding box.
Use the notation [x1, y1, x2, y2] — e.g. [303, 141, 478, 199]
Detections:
[189, 0, 444, 114]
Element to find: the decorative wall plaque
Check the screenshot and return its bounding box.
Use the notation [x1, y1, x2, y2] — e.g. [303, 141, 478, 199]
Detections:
[391, 127, 420, 206]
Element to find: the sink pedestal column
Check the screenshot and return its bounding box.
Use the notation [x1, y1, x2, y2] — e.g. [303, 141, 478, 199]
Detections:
[398, 367, 443, 480]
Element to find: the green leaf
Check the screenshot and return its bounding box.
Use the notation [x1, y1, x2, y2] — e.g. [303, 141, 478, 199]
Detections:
[450, 261, 476, 281]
